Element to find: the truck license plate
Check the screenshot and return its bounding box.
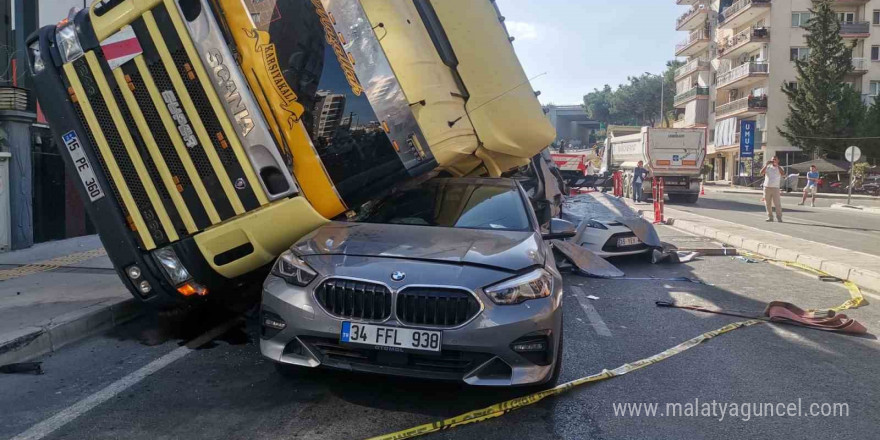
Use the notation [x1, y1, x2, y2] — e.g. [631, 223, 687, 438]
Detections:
[341, 322, 441, 353]
[617, 237, 641, 247]
[62, 131, 104, 202]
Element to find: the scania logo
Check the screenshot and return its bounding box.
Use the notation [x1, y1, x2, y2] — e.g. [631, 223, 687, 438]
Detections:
[162, 90, 198, 148]
[390, 271, 406, 282]
[206, 49, 254, 137]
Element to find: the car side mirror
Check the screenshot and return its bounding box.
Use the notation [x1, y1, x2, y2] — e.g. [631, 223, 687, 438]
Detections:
[542, 218, 577, 240]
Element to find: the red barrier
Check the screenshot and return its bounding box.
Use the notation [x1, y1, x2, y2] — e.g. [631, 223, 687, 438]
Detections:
[613, 171, 623, 197]
[652, 177, 665, 224]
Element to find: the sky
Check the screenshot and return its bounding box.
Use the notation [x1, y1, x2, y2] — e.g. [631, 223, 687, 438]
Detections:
[496, 0, 682, 106]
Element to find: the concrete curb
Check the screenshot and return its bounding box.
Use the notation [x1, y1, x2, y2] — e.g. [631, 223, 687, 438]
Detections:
[717, 189, 880, 201]
[656, 213, 880, 293]
[0, 297, 141, 366]
[830, 203, 880, 215]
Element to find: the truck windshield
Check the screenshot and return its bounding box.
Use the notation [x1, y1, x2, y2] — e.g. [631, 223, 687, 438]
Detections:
[361, 181, 531, 231]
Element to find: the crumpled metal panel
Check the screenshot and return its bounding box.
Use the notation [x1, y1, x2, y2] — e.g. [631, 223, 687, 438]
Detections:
[552, 240, 624, 279]
[615, 216, 662, 248]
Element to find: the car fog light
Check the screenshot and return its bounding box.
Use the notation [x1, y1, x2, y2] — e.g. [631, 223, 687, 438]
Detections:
[512, 341, 546, 352]
[261, 310, 286, 339]
[177, 281, 208, 297]
[126, 265, 142, 280]
[138, 280, 152, 294]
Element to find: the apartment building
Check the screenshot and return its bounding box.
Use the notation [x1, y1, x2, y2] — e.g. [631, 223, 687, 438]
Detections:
[674, 0, 880, 182]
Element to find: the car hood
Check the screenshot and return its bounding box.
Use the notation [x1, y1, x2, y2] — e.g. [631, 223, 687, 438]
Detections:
[292, 222, 544, 271]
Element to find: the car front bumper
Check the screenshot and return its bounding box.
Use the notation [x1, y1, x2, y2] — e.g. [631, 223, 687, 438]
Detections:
[259, 261, 563, 386]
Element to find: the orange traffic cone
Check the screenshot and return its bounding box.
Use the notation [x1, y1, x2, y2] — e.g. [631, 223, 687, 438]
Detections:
[700, 181, 705, 196]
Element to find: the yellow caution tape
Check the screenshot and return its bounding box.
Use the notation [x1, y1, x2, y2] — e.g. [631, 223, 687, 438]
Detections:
[366, 319, 764, 440]
[0, 248, 107, 282]
[738, 251, 866, 313]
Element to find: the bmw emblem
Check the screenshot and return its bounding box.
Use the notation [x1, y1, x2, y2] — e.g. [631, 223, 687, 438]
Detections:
[390, 271, 406, 282]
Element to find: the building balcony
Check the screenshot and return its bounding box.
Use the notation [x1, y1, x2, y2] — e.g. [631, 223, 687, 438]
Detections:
[716, 62, 769, 90]
[676, 0, 701, 5]
[674, 86, 710, 107]
[676, 5, 708, 31]
[715, 95, 768, 120]
[718, 27, 770, 59]
[674, 58, 711, 80]
[675, 29, 711, 57]
[834, 0, 869, 4]
[839, 21, 870, 38]
[718, 0, 771, 30]
[850, 57, 869, 74]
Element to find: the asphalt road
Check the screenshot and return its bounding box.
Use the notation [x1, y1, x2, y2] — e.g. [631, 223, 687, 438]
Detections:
[2, 249, 878, 440]
[671, 189, 880, 257]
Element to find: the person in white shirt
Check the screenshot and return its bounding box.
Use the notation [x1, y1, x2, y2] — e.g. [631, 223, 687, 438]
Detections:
[760, 156, 785, 222]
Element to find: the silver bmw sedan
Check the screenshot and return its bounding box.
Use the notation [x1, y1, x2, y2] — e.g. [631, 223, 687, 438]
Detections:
[259, 177, 571, 387]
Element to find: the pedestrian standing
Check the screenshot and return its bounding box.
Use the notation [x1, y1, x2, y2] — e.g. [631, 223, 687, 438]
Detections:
[632, 160, 649, 203]
[798, 164, 820, 207]
[761, 156, 785, 222]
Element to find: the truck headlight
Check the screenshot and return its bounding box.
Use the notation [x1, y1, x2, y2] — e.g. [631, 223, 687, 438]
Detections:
[272, 251, 317, 287]
[29, 41, 44, 74]
[152, 246, 191, 285]
[484, 269, 553, 305]
[55, 23, 84, 63]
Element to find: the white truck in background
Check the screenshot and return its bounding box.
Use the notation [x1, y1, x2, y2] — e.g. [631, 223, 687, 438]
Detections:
[601, 127, 707, 204]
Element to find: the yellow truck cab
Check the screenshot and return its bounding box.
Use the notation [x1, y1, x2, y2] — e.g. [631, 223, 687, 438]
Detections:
[27, 0, 554, 307]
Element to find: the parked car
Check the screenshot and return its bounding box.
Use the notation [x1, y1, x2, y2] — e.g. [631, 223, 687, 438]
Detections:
[260, 178, 572, 387]
[571, 217, 652, 258]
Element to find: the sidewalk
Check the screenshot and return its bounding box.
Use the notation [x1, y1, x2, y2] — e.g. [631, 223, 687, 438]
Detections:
[831, 203, 880, 215]
[703, 185, 880, 201]
[631, 201, 880, 293]
[0, 235, 138, 366]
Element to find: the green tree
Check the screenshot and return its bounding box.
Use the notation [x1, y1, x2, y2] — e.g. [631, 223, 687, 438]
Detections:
[583, 85, 615, 124]
[859, 100, 880, 159]
[662, 60, 685, 127]
[583, 60, 683, 128]
[779, 0, 863, 157]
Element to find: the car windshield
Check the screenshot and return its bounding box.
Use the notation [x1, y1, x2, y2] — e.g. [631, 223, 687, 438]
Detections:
[359, 181, 531, 231]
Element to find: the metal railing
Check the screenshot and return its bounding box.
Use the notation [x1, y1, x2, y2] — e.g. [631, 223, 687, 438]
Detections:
[718, 27, 770, 56]
[676, 4, 707, 29]
[674, 86, 710, 105]
[715, 95, 768, 118]
[719, 0, 771, 24]
[852, 57, 868, 71]
[675, 58, 711, 78]
[717, 62, 769, 88]
[839, 21, 870, 35]
[676, 29, 710, 53]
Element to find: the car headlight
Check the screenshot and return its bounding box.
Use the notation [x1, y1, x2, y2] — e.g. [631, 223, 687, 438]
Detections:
[584, 219, 607, 230]
[484, 269, 553, 305]
[55, 22, 84, 63]
[29, 41, 44, 74]
[272, 251, 317, 287]
[152, 246, 191, 285]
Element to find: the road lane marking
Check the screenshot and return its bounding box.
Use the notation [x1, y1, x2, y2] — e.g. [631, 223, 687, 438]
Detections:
[10, 318, 243, 440]
[571, 286, 612, 337]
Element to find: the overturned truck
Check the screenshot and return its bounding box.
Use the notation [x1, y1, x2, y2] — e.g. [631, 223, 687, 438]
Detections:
[28, 0, 555, 307]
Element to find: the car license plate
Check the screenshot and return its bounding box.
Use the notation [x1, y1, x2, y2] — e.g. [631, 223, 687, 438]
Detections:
[340, 322, 441, 353]
[617, 237, 641, 247]
[61, 130, 104, 202]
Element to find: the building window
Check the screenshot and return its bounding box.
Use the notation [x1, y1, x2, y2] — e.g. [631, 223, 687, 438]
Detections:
[837, 12, 855, 23]
[792, 12, 811, 27]
[872, 46, 880, 61]
[874, 10, 880, 25]
[790, 47, 810, 61]
[871, 81, 880, 97]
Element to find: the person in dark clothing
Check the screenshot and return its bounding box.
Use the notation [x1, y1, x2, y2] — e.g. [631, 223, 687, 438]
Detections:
[632, 161, 650, 203]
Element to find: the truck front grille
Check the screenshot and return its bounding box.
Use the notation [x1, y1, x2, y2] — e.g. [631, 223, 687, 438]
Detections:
[61, 3, 272, 249]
